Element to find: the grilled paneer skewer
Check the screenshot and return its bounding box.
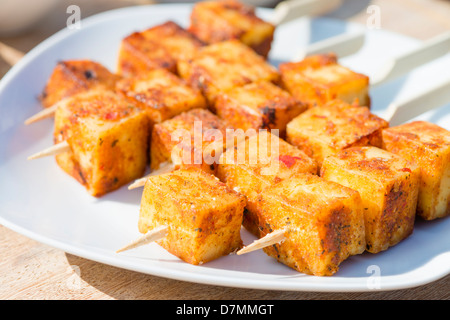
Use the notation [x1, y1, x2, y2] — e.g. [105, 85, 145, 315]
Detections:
[150, 108, 231, 175]
[321, 146, 420, 253]
[188, 0, 275, 58]
[217, 131, 318, 237]
[117, 21, 204, 77]
[129, 108, 234, 190]
[286, 99, 389, 167]
[134, 167, 247, 265]
[248, 173, 366, 276]
[382, 121, 450, 220]
[40, 60, 120, 108]
[215, 80, 306, 138]
[279, 53, 371, 109]
[178, 39, 279, 108]
[25, 60, 120, 125]
[115, 68, 207, 125]
[53, 90, 150, 197]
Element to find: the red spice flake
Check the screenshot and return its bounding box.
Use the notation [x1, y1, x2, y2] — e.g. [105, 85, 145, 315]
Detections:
[278, 155, 302, 168]
[400, 167, 412, 173]
[104, 111, 118, 120]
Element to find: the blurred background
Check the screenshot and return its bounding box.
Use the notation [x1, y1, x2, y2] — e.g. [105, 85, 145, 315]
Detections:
[0, 0, 449, 76]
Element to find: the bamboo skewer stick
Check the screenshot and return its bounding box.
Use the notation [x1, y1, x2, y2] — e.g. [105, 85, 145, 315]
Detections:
[24, 103, 59, 125]
[0, 41, 25, 66]
[236, 228, 287, 255]
[27, 141, 70, 160]
[116, 225, 169, 253]
[128, 162, 176, 190]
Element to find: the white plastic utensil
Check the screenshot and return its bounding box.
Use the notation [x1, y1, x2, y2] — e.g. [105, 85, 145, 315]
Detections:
[295, 30, 366, 60]
[371, 31, 450, 87]
[271, 0, 342, 26]
[384, 78, 450, 126]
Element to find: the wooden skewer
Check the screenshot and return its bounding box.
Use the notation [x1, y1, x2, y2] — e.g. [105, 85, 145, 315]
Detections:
[24, 103, 59, 125]
[128, 162, 176, 190]
[27, 141, 70, 160]
[236, 228, 287, 255]
[0, 41, 25, 66]
[116, 225, 169, 253]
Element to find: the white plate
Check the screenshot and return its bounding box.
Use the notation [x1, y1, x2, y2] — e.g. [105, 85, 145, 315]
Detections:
[1, 4, 449, 292]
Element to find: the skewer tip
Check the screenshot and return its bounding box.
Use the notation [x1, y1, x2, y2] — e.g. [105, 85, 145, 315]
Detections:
[27, 141, 70, 160]
[236, 228, 287, 256]
[116, 225, 169, 253]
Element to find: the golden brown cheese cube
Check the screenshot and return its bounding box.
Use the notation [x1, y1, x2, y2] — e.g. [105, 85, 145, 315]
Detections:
[54, 90, 150, 197]
[116, 68, 207, 124]
[150, 108, 230, 174]
[252, 173, 365, 276]
[189, 0, 275, 58]
[279, 53, 370, 109]
[215, 81, 306, 138]
[140, 21, 205, 72]
[286, 100, 389, 167]
[117, 21, 204, 77]
[41, 60, 120, 108]
[216, 131, 318, 236]
[382, 121, 450, 220]
[321, 146, 420, 253]
[117, 31, 177, 77]
[178, 40, 280, 107]
[138, 167, 246, 265]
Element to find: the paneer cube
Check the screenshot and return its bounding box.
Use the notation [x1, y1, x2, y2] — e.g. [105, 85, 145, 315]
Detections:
[41, 60, 120, 108]
[150, 108, 231, 174]
[188, 0, 275, 58]
[140, 21, 205, 64]
[54, 90, 150, 197]
[286, 100, 389, 167]
[117, 21, 204, 77]
[215, 81, 306, 138]
[117, 31, 176, 76]
[178, 40, 280, 107]
[138, 167, 246, 265]
[116, 68, 207, 124]
[252, 173, 365, 276]
[382, 121, 450, 220]
[279, 53, 370, 109]
[216, 131, 318, 236]
[321, 146, 420, 253]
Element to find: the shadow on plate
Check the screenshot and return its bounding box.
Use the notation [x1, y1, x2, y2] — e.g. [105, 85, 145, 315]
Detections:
[93, 182, 144, 205]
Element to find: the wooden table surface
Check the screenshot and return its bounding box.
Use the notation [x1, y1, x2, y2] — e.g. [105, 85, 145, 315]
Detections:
[1, 0, 449, 300]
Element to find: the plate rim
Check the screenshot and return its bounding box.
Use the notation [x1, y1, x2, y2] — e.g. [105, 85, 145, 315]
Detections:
[1, 3, 449, 293]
